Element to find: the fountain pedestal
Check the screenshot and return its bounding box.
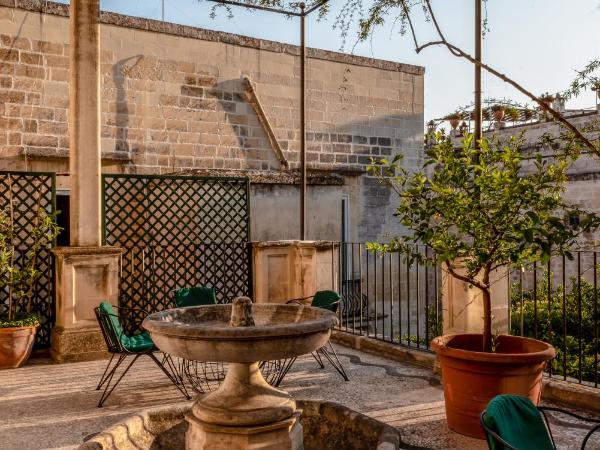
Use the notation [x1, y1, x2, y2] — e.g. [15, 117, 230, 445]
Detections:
[186, 412, 303, 450]
[187, 361, 303, 449]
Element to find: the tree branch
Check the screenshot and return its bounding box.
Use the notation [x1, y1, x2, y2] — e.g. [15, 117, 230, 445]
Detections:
[443, 260, 488, 292]
[400, 2, 599, 157]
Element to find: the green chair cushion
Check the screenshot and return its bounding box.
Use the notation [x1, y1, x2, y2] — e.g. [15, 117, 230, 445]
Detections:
[174, 286, 217, 308]
[312, 290, 341, 313]
[98, 302, 155, 353]
[125, 332, 155, 352]
[483, 395, 555, 450]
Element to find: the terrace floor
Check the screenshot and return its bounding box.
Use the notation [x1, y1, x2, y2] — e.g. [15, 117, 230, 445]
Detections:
[1, 344, 599, 450]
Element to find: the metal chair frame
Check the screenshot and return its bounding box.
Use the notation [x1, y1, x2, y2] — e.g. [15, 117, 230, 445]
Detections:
[286, 292, 349, 382]
[481, 406, 600, 450]
[94, 304, 191, 407]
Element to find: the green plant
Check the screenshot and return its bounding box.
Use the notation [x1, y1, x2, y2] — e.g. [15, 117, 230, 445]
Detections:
[0, 189, 61, 328]
[512, 273, 599, 383]
[505, 107, 520, 121]
[368, 134, 599, 352]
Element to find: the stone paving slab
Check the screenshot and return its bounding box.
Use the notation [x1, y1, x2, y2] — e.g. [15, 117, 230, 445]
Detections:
[0, 345, 598, 450]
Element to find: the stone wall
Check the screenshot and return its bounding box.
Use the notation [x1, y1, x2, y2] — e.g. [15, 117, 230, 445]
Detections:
[0, 0, 424, 242]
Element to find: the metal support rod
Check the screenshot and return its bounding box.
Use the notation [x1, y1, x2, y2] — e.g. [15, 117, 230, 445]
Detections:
[300, 3, 307, 240]
[474, 0, 482, 145]
[162, 0, 165, 21]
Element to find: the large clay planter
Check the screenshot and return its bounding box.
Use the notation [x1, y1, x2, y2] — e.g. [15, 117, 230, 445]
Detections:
[0, 326, 37, 369]
[492, 109, 505, 122]
[432, 333, 555, 439]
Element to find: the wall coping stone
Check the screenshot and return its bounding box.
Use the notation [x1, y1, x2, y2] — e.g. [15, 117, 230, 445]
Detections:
[1, 0, 425, 75]
[177, 168, 357, 185]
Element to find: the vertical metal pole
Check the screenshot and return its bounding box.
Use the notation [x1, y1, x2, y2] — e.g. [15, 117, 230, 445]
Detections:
[474, 0, 482, 145]
[162, 0, 165, 21]
[300, 4, 307, 240]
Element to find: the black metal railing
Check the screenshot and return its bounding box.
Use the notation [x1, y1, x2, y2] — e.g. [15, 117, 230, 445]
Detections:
[118, 242, 253, 332]
[334, 243, 442, 352]
[512, 251, 599, 388]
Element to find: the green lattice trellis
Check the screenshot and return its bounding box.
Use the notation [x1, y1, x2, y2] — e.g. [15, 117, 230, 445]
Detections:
[0, 171, 56, 349]
[102, 174, 251, 331]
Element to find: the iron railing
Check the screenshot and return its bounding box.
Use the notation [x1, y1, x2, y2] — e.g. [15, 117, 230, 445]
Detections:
[334, 243, 442, 352]
[512, 251, 599, 388]
[117, 242, 253, 332]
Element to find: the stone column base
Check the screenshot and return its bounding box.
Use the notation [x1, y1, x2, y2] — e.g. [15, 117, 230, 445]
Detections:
[51, 246, 122, 363]
[51, 325, 109, 363]
[186, 412, 303, 450]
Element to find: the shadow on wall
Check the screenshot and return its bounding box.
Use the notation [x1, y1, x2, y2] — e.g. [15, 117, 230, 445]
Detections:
[112, 55, 143, 153]
[180, 76, 282, 170]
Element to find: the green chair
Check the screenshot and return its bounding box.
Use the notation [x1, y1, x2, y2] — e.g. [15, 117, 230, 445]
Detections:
[285, 290, 349, 382]
[481, 395, 600, 450]
[174, 286, 217, 307]
[94, 302, 190, 407]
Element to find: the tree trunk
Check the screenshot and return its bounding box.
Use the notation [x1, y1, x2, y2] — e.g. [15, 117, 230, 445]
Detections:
[481, 287, 493, 352]
[481, 268, 492, 352]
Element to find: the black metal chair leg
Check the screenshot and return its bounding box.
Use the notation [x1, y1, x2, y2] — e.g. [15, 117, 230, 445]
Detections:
[148, 352, 191, 400]
[98, 354, 140, 407]
[311, 351, 325, 369]
[96, 353, 117, 390]
[274, 357, 297, 387]
[97, 354, 127, 393]
[320, 341, 349, 381]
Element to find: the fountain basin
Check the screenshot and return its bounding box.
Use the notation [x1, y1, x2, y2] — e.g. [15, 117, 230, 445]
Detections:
[78, 401, 404, 450]
[143, 303, 336, 363]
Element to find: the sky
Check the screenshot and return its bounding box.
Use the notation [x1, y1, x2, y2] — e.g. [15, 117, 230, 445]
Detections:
[69, 1, 600, 122]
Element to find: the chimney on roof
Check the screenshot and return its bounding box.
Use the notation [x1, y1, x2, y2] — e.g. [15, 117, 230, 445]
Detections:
[552, 94, 565, 113]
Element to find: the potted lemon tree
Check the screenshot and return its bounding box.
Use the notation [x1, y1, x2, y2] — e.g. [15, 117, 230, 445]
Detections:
[0, 201, 60, 369]
[369, 134, 599, 438]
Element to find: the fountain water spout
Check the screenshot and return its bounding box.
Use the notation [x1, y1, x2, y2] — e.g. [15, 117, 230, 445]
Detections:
[229, 297, 255, 327]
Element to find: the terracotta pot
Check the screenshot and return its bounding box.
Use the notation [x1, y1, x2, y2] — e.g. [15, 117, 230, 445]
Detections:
[431, 333, 555, 439]
[492, 109, 505, 122]
[0, 326, 37, 369]
[449, 118, 460, 130]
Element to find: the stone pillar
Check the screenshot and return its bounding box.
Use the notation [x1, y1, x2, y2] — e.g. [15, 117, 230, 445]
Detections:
[51, 0, 121, 362]
[69, 0, 102, 246]
[252, 241, 339, 304]
[441, 266, 510, 335]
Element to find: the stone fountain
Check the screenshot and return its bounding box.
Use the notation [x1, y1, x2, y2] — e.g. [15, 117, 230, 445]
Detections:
[142, 297, 335, 450]
[80, 297, 404, 450]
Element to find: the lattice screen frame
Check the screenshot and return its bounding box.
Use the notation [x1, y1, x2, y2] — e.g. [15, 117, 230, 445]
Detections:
[0, 171, 57, 349]
[102, 174, 251, 331]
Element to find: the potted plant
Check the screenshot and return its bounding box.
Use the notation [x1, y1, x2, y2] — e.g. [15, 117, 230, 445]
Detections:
[368, 134, 598, 438]
[490, 104, 506, 122]
[0, 196, 60, 369]
[505, 106, 520, 122]
[445, 112, 462, 130]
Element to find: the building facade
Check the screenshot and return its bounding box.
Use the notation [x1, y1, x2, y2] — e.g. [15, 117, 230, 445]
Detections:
[0, 0, 425, 244]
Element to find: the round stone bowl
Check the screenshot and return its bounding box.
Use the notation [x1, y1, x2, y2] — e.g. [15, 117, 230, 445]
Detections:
[143, 303, 337, 363]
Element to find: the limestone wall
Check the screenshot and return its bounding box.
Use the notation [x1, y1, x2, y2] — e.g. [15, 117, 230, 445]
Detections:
[0, 0, 424, 242]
